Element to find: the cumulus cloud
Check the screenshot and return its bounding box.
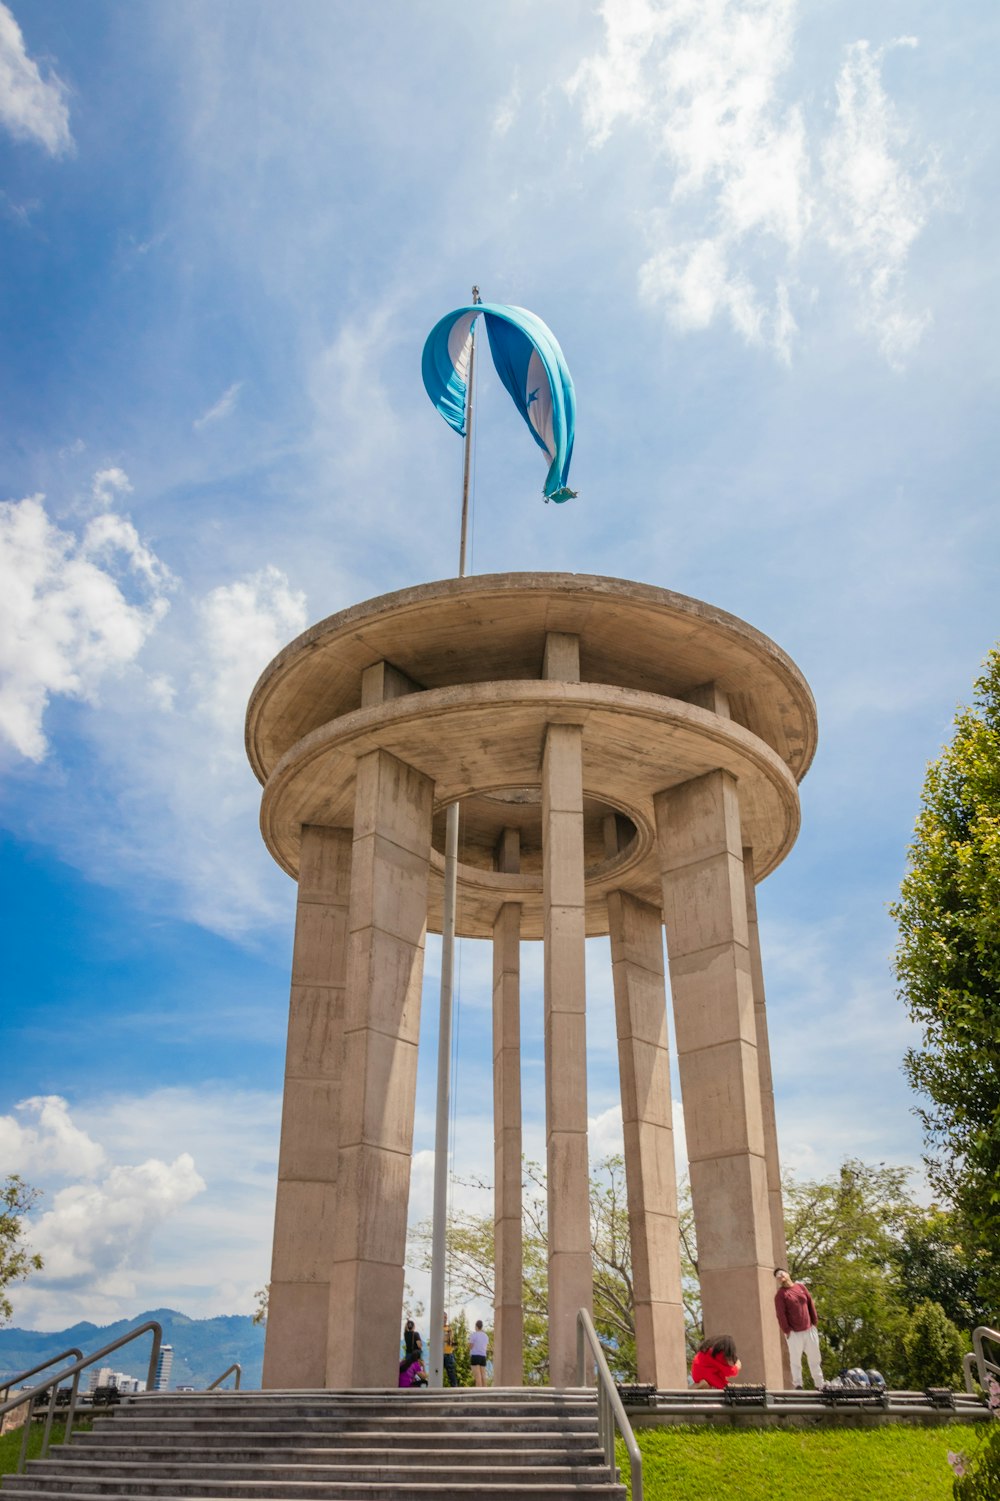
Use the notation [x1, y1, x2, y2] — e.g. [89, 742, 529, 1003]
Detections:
[193, 566, 306, 740]
[0, 482, 174, 761]
[0, 1095, 107, 1180]
[0, 1095, 206, 1321]
[193, 381, 244, 430]
[0, 2, 72, 155]
[568, 1, 938, 364]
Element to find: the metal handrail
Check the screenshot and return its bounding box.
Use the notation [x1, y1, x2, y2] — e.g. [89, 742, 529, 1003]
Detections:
[0, 1348, 83, 1405]
[576, 1308, 643, 1501]
[0, 1319, 161, 1475]
[207, 1362, 241, 1391]
[970, 1325, 1000, 1402]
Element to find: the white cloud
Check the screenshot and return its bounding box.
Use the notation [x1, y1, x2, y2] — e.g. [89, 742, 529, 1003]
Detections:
[90, 468, 132, 509]
[820, 38, 935, 367]
[0, 2, 72, 155]
[193, 381, 244, 430]
[193, 566, 306, 740]
[568, 1, 938, 364]
[0, 1095, 107, 1180]
[0, 484, 174, 761]
[8, 1089, 278, 1330]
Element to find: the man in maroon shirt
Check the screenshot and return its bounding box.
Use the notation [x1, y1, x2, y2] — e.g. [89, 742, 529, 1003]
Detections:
[774, 1267, 825, 1389]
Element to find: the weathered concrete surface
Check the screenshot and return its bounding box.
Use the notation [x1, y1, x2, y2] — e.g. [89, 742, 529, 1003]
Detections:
[263, 823, 351, 1389]
[656, 770, 784, 1388]
[607, 888, 687, 1387]
[326, 748, 433, 1388]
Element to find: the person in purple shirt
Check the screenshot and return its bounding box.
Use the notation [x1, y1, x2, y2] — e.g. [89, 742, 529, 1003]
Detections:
[774, 1267, 825, 1389]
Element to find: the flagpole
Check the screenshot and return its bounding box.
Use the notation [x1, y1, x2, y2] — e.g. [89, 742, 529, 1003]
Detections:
[429, 285, 480, 1388]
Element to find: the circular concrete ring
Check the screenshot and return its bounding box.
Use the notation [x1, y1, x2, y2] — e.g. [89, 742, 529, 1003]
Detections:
[260, 680, 800, 940]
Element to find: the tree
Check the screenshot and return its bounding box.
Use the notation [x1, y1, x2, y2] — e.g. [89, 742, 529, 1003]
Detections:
[891, 647, 1000, 1295]
[782, 1160, 918, 1382]
[901, 1300, 966, 1390]
[0, 1176, 43, 1325]
[408, 1156, 640, 1384]
[892, 1206, 993, 1336]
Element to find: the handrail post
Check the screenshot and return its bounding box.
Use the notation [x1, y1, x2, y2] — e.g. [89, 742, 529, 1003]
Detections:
[40, 1381, 57, 1461]
[146, 1325, 163, 1394]
[17, 1395, 34, 1473]
[576, 1307, 643, 1500]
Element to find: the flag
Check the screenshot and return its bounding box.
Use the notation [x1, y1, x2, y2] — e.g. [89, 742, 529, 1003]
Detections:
[422, 302, 577, 503]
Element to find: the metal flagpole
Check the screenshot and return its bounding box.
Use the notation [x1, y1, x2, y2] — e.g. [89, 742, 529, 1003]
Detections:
[428, 286, 480, 1387]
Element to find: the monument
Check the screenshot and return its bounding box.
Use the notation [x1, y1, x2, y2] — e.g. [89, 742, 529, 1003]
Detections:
[245, 569, 817, 1389]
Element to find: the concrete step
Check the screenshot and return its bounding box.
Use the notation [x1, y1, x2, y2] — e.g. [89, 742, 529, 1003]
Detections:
[3, 1484, 625, 1500]
[80, 1414, 600, 1435]
[65, 1443, 605, 1465]
[0, 1389, 625, 1500]
[72, 1428, 600, 1452]
[23, 1460, 609, 1484]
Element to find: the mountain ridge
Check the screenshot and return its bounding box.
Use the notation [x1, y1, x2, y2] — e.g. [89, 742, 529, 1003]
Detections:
[0, 1308, 265, 1390]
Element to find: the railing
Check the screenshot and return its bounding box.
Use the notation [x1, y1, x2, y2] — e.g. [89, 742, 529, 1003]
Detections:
[1, 1349, 83, 1406]
[0, 1319, 162, 1475]
[576, 1308, 643, 1501]
[965, 1326, 1000, 1400]
[207, 1362, 242, 1391]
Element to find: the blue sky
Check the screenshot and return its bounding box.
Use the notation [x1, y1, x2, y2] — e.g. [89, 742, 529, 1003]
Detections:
[0, 0, 997, 1335]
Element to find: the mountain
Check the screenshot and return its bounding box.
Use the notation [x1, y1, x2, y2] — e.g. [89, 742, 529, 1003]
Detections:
[0, 1309, 265, 1391]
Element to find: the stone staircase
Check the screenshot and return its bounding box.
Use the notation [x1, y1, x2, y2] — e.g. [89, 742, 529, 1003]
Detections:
[1, 1388, 627, 1499]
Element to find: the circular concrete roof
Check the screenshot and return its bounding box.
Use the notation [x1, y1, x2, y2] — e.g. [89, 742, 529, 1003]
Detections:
[246, 573, 817, 786]
[246, 573, 817, 937]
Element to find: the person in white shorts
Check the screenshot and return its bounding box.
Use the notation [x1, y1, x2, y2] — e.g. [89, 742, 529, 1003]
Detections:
[469, 1320, 489, 1387]
[774, 1267, 825, 1389]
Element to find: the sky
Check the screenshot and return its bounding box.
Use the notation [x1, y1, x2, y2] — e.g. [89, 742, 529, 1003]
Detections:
[0, 0, 997, 1341]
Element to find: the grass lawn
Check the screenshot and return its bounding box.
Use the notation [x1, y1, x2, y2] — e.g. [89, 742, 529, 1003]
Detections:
[619, 1424, 977, 1500]
[0, 1417, 92, 1478]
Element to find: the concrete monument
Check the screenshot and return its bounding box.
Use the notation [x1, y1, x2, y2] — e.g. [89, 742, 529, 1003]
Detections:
[246, 572, 816, 1390]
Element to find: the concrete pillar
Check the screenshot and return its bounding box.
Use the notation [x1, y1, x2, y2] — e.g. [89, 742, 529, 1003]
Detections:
[263, 824, 352, 1388]
[542, 631, 592, 1386]
[326, 748, 433, 1387]
[655, 769, 783, 1387]
[742, 849, 788, 1270]
[607, 888, 688, 1387]
[493, 828, 523, 1386]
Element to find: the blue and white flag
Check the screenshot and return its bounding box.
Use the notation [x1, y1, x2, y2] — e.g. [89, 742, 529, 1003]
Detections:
[422, 302, 577, 503]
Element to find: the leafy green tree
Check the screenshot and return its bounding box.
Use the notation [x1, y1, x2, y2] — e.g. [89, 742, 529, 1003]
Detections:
[783, 1160, 918, 1381]
[409, 1156, 639, 1383]
[449, 1309, 473, 1386]
[891, 1207, 992, 1336]
[901, 1300, 967, 1390]
[0, 1176, 43, 1325]
[891, 648, 1000, 1296]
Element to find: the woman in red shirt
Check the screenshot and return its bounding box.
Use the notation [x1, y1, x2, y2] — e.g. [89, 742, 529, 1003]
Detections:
[691, 1335, 741, 1389]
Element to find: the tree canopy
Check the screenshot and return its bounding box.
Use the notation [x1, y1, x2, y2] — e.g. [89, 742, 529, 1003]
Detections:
[891, 646, 1000, 1296]
[0, 1176, 44, 1325]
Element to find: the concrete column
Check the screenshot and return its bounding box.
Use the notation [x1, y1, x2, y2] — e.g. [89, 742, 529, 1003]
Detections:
[607, 888, 688, 1387]
[493, 827, 523, 1386]
[542, 630, 592, 1387]
[326, 748, 433, 1387]
[742, 848, 787, 1269]
[655, 769, 783, 1387]
[263, 824, 351, 1388]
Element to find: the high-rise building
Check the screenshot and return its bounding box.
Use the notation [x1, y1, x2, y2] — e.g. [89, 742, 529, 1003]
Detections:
[154, 1345, 173, 1391]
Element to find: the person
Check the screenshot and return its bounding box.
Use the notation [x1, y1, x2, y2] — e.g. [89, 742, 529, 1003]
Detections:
[469, 1319, 489, 1387]
[403, 1320, 424, 1362]
[774, 1267, 825, 1389]
[442, 1314, 458, 1388]
[398, 1353, 427, 1388]
[690, 1335, 741, 1390]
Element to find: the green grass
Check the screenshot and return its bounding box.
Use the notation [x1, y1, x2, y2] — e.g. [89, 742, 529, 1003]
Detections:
[618, 1424, 978, 1500]
[0, 1417, 92, 1478]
